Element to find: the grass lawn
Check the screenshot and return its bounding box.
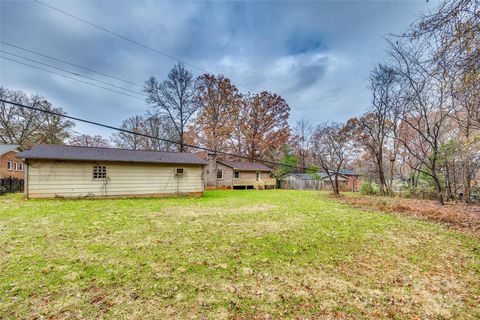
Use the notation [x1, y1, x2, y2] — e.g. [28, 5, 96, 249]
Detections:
[1, 190, 479, 319]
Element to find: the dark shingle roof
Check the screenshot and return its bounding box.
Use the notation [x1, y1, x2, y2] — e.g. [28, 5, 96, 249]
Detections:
[0, 144, 21, 156]
[337, 169, 359, 176]
[17, 144, 208, 165]
[217, 160, 272, 171]
[288, 173, 319, 180]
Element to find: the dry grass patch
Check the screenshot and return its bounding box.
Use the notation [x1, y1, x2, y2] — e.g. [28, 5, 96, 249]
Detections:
[338, 194, 480, 235]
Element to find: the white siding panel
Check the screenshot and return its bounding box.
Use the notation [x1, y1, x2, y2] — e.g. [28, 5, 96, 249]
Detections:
[27, 160, 204, 198]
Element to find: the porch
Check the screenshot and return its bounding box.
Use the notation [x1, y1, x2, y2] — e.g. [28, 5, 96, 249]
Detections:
[233, 178, 276, 190]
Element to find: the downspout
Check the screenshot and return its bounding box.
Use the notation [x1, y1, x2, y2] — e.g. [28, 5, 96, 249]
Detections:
[25, 159, 29, 199]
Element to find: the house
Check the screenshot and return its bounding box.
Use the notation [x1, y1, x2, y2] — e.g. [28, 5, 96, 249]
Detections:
[206, 153, 276, 189]
[336, 169, 362, 192]
[280, 169, 362, 192]
[0, 144, 24, 179]
[16, 144, 207, 199]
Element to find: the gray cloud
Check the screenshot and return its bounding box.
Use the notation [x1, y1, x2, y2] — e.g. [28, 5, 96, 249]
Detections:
[0, 0, 435, 136]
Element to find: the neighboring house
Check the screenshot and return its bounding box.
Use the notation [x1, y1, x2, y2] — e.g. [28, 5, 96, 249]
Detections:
[17, 144, 207, 199]
[335, 169, 362, 192]
[0, 144, 24, 179]
[280, 169, 362, 192]
[280, 173, 323, 190]
[206, 154, 275, 189]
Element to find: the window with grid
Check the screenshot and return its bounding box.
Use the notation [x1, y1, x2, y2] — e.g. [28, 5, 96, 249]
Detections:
[216, 169, 223, 179]
[93, 165, 107, 180]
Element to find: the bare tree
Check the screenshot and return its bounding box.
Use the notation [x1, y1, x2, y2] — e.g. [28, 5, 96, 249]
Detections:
[111, 115, 146, 150]
[144, 63, 198, 152]
[349, 64, 401, 195]
[292, 119, 313, 170]
[0, 87, 74, 148]
[402, 0, 480, 203]
[68, 134, 110, 148]
[142, 113, 178, 152]
[311, 122, 350, 195]
[388, 39, 451, 205]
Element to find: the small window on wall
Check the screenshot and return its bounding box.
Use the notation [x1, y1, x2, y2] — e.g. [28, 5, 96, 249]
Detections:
[93, 165, 107, 180]
[7, 161, 12, 171]
[14, 162, 18, 171]
[234, 171, 240, 179]
[175, 168, 184, 175]
[19, 163, 24, 171]
[217, 169, 223, 179]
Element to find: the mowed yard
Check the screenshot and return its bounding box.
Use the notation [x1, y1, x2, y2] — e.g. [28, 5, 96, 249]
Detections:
[1, 190, 479, 319]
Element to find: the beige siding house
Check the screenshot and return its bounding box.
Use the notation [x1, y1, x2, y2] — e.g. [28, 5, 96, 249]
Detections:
[17, 145, 207, 199]
[206, 154, 275, 189]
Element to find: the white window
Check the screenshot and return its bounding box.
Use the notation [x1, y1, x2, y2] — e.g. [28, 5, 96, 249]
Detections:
[93, 165, 107, 180]
[234, 171, 240, 179]
[19, 163, 24, 171]
[14, 162, 18, 171]
[7, 161, 12, 171]
[216, 169, 223, 179]
[175, 168, 184, 175]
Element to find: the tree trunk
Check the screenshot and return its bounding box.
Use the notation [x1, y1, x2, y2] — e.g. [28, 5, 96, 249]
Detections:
[432, 175, 444, 206]
[464, 160, 471, 204]
[334, 174, 340, 195]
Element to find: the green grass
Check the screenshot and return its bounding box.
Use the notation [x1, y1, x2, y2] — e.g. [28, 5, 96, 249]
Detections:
[0, 190, 479, 319]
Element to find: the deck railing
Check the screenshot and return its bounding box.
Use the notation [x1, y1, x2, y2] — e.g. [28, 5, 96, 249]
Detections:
[233, 178, 276, 188]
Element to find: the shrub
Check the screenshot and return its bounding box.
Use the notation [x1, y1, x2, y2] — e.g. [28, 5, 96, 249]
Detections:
[360, 182, 380, 195]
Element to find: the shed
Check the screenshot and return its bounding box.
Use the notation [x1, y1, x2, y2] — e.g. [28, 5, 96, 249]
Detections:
[17, 144, 207, 199]
[280, 173, 323, 190]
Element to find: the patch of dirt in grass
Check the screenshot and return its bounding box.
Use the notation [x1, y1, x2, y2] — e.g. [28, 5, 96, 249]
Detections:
[337, 195, 480, 236]
[159, 204, 278, 217]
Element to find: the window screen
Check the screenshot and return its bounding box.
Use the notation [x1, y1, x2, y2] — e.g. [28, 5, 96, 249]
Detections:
[93, 165, 107, 180]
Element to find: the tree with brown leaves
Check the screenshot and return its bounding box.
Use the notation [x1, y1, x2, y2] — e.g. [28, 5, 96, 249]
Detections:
[241, 91, 290, 161]
[192, 74, 242, 153]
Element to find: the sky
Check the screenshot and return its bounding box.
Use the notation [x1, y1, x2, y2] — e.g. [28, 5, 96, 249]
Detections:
[0, 0, 436, 138]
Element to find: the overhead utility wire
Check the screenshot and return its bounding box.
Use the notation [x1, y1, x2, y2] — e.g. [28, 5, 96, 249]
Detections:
[33, 0, 328, 120]
[0, 98, 309, 170]
[34, 0, 209, 75]
[0, 41, 142, 88]
[0, 56, 145, 101]
[0, 49, 144, 97]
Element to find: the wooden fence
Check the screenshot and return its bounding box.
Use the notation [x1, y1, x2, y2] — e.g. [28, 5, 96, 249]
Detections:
[0, 177, 24, 194]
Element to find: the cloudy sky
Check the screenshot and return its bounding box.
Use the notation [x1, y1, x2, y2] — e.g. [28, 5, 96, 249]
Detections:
[0, 0, 435, 137]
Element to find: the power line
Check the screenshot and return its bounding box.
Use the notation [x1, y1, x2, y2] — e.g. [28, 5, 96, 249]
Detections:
[34, 0, 209, 75]
[0, 49, 144, 97]
[0, 98, 308, 170]
[33, 0, 329, 121]
[0, 41, 143, 88]
[0, 56, 145, 101]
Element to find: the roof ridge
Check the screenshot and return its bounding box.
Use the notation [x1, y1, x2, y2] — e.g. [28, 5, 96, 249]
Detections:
[39, 144, 193, 155]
